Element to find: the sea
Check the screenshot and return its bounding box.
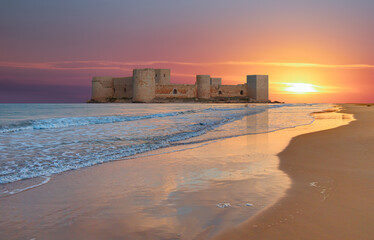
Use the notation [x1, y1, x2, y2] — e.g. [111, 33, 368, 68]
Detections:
[0, 103, 330, 195]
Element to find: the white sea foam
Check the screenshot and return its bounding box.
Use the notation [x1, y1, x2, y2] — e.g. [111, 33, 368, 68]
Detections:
[216, 203, 231, 208]
[310, 182, 318, 187]
[0, 109, 198, 133]
[0, 176, 50, 196]
[0, 103, 331, 185]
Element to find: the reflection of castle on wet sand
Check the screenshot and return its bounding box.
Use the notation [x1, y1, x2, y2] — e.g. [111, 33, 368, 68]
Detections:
[90, 68, 269, 103]
[245, 107, 269, 146]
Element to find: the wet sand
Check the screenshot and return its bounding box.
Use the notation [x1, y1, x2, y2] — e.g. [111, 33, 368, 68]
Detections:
[215, 104, 374, 240]
[0, 106, 353, 239]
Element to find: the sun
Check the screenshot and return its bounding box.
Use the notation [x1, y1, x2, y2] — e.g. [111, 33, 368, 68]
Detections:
[283, 83, 320, 94]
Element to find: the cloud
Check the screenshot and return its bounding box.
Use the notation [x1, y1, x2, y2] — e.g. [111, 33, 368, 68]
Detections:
[1, 60, 374, 71]
[220, 61, 374, 69]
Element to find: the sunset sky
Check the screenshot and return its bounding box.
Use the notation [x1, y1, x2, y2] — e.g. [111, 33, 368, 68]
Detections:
[0, 0, 373, 103]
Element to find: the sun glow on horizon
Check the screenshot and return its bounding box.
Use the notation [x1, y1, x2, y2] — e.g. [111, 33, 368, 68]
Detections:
[282, 83, 320, 94]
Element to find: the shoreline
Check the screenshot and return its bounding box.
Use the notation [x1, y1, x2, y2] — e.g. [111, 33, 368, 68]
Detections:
[0, 104, 327, 198]
[214, 104, 374, 240]
[0, 104, 352, 239]
[87, 100, 279, 104]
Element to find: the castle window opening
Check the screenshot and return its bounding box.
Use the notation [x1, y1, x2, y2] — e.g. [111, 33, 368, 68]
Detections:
[155, 74, 157, 77]
[164, 74, 166, 77]
[240, 90, 244, 95]
[124, 88, 126, 93]
[114, 88, 116, 93]
[173, 89, 178, 94]
[218, 91, 222, 95]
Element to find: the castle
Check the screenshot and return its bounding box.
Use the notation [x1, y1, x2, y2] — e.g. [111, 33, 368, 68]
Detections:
[90, 68, 269, 103]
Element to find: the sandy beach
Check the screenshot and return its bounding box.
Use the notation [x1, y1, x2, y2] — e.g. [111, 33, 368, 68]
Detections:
[1, 104, 369, 240]
[2, 0, 374, 238]
[215, 104, 374, 240]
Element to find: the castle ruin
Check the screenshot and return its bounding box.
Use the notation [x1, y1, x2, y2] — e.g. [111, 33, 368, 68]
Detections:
[90, 68, 269, 103]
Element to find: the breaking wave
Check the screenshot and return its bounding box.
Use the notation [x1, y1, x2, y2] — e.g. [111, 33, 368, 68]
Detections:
[0, 103, 329, 186]
[0, 109, 197, 133]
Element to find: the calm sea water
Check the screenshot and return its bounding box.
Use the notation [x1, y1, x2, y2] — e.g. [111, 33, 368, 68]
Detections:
[0, 103, 329, 186]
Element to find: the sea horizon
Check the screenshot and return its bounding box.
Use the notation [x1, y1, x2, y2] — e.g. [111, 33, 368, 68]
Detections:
[1, 0, 373, 238]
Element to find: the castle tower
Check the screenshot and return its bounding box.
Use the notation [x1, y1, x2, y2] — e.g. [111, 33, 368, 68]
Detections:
[210, 78, 222, 87]
[155, 69, 170, 85]
[91, 77, 114, 102]
[113, 77, 133, 99]
[247, 75, 269, 102]
[196, 75, 211, 99]
[132, 69, 156, 103]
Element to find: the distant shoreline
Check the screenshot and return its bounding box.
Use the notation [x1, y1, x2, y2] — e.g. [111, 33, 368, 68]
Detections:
[87, 98, 282, 104]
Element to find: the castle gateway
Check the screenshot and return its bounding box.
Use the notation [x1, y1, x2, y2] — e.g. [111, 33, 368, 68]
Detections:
[90, 68, 269, 103]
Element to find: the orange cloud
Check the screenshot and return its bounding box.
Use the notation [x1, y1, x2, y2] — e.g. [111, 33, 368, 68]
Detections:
[1, 60, 374, 71]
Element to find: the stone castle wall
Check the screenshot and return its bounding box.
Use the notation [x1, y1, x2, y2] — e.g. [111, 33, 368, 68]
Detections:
[113, 77, 133, 99]
[196, 75, 211, 99]
[155, 84, 196, 99]
[133, 69, 155, 103]
[210, 84, 247, 98]
[92, 77, 114, 102]
[90, 68, 269, 103]
[247, 75, 269, 102]
[155, 69, 171, 85]
[210, 78, 222, 87]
